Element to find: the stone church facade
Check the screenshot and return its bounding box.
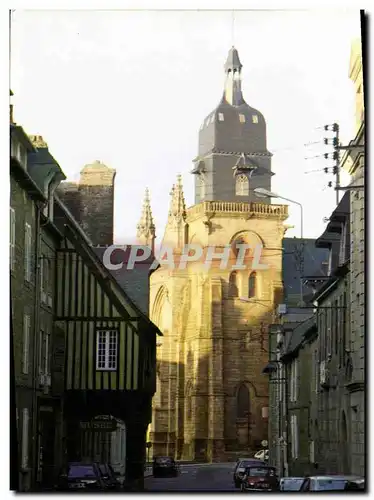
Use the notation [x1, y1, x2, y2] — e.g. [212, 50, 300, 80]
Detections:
[144, 47, 290, 462]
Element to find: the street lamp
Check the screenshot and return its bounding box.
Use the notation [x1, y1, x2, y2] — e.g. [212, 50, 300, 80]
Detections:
[253, 188, 304, 306]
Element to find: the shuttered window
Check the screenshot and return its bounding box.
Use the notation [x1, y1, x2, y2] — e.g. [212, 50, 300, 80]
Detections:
[24, 223, 32, 282]
[291, 414, 299, 459]
[21, 408, 29, 469]
[22, 314, 30, 374]
[96, 330, 118, 370]
[10, 207, 16, 271]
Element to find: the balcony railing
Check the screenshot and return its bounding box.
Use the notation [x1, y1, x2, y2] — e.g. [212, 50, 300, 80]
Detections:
[187, 201, 288, 219]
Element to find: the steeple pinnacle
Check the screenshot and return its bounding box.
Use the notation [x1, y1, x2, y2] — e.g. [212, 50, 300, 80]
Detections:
[162, 174, 186, 249]
[168, 174, 186, 222]
[224, 46, 245, 106]
[137, 187, 156, 251]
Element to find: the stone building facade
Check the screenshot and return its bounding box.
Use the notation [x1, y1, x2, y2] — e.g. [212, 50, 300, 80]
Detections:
[146, 47, 290, 462]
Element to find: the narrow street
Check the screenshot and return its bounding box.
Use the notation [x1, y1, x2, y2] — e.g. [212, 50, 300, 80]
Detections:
[144, 463, 240, 492]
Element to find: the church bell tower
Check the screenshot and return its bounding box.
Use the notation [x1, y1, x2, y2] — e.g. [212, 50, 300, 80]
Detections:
[192, 46, 273, 204]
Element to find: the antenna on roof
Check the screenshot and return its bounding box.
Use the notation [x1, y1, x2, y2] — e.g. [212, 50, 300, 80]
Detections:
[231, 10, 236, 47]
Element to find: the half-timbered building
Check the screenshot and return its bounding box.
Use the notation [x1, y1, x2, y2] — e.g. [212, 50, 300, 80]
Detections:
[53, 195, 161, 489]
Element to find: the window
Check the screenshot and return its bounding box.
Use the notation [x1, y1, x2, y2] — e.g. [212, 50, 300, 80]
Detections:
[235, 174, 249, 196]
[309, 440, 315, 463]
[228, 271, 239, 297]
[24, 223, 32, 282]
[22, 314, 30, 375]
[19, 143, 28, 167]
[239, 114, 246, 123]
[237, 384, 250, 419]
[21, 408, 29, 469]
[248, 272, 256, 298]
[44, 333, 50, 375]
[314, 350, 319, 393]
[218, 113, 224, 121]
[290, 359, 299, 402]
[291, 414, 299, 459]
[10, 207, 15, 271]
[96, 330, 118, 370]
[252, 115, 259, 124]
[334, 299, 338, 355]
[40, 256, 45, 303]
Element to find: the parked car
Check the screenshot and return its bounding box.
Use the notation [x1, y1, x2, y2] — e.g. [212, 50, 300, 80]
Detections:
[57, 462, 109, 491]
[254, 449, 269, 462]
[152, 456, 179, 478]
[233, 458, 266, 488]
[241, 465, 279, 492]
[299, 475, 365, 492]
[279, 477, 304, 491]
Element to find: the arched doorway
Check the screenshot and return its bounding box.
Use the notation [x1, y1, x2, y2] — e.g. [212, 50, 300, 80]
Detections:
[341, 411, 349, 474]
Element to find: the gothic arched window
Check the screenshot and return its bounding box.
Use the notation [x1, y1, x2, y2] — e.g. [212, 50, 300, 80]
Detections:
[248, 272, 256, 298]
[229, 271, 239, 297]
[237, 384, 250, 419]
[235, 174, 249, 196]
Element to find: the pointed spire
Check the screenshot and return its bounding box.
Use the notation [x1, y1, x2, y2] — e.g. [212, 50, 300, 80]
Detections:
[137, 187, 156, 250]
[168, 174, 186, 221]
[224, 46, 242, 73]
[223, 46, 245, 106]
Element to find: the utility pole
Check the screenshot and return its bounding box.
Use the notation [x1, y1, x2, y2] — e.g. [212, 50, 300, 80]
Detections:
[323, 123, 340, 205]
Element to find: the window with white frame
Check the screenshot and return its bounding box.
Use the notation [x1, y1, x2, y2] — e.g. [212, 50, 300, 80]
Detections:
[291, 414, 299, 459]
[235, 174, 249, 196]
[22, 314, 30, 375]
[38, 330, 50, 377]
[252, 115, 259, 123]
[218, 113, 224, 121]
[290, 358, 299, 402]
[239, 114, 246, 123]
[10, 207, 15, 271]
[24, 223, 32, 282]
[96, 330, 118, 370]
[21, 408, 29, 469]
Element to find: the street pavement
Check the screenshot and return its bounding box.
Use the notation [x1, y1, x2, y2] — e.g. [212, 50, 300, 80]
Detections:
[144, 462, 240, 492]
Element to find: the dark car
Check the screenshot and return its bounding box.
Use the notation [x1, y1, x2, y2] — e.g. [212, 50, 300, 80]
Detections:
[241, 465, 279, 492]
[96, 462, 120, 490]
[153, 456, 179, 478]
[57, 462, 108, 491]
[233, 459, 266, 488]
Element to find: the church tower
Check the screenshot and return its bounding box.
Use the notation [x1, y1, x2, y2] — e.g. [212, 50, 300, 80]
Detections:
[148, 47, 289, 462]
[192, 47, 273, 204]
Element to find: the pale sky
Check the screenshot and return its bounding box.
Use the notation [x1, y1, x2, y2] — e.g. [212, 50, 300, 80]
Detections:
[10, 9, 361, 243]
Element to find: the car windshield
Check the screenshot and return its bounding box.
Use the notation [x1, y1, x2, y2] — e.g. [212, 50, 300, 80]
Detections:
[281, 478, 304, 491]
[315, 479, 348, 491]
[68, 465, 96, 478]
[239, 461, 260, 468]
[155, 457, 172, 464]
[247, 467, 275, 477]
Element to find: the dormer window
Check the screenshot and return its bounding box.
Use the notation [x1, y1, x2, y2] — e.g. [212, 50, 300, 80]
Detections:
[11, 138, 28, 169]
[218, 113, 224, 122]
[239, 114, 246, 123]
[235, 174, 249, 196]
[252, 115, 259, 124]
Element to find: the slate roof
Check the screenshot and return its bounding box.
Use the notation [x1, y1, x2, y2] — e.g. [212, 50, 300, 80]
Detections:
[281, 315, 317, 361]
[282, 238, 329, 304]
[93, 246, 159, 316]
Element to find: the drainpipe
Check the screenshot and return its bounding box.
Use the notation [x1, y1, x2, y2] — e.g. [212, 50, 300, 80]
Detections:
[31, 201, 42, 489]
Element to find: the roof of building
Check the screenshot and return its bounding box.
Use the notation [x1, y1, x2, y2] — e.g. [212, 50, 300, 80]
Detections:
[93, 245, 159, 316]
[282, 238, 329, 305]
[281, 315, 317, 361]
